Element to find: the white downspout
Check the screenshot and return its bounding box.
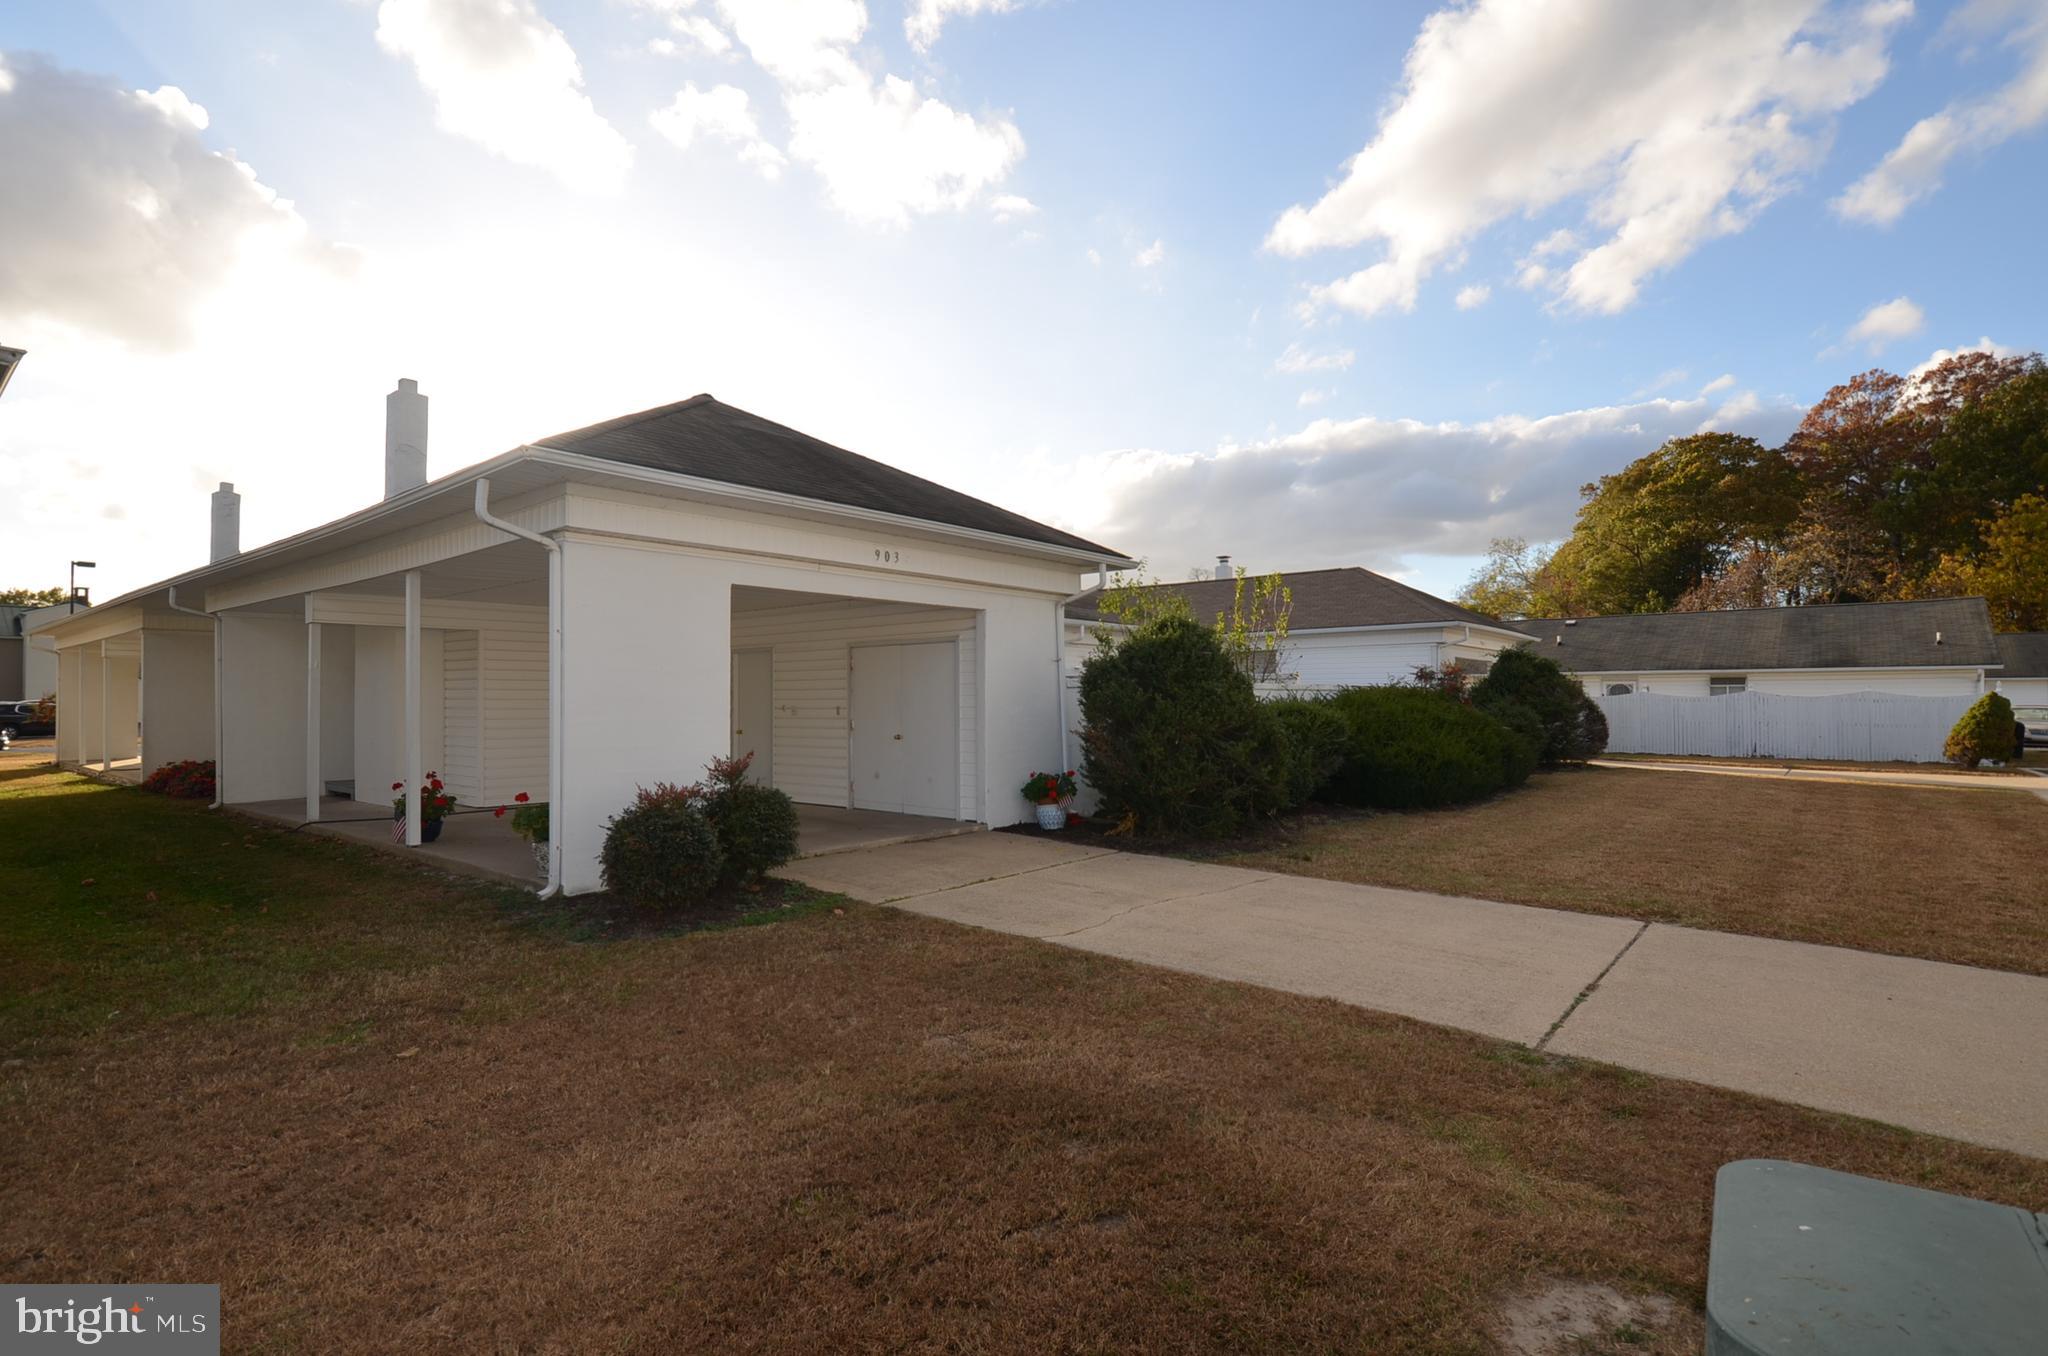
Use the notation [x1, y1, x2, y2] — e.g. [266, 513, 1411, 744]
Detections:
[166, 586, 222, 808]
[475, 479, 562, 897]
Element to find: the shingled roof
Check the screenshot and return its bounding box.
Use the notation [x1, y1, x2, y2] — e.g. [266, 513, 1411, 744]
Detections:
[1996, 632, 2048, 678]
[533, 395, 1124, 558]
[1503, 597, 2003, 672]
[1065, 567, 1511, 631]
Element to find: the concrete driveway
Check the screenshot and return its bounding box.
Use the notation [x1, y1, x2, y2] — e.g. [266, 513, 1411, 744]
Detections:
[783, 832, 2048, 1159]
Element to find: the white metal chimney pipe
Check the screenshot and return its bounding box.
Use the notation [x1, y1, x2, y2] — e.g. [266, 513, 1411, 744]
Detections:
[209, 482, 240, 561]
[1216, 553, 1233, 579]
[385, 378, 429, 498]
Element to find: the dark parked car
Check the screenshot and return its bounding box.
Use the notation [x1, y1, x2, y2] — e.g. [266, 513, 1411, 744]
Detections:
[0, 700, 54, 738]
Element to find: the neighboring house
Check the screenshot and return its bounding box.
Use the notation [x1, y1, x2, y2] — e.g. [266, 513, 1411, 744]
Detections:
[1504, 598, 2014, 762]
[1063, 566, 1532, 693]
[41, 383, 1133, 895]
[1993, 632, 2048, 709]
[0, 602, 67, 703]
[1503, 598, 2006, 698]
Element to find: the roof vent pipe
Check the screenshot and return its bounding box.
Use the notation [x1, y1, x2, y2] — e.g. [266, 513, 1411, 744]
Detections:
[1215, 553, 1233, 579]
[385, 378, 429, 499]
[209, 482, 241, 562]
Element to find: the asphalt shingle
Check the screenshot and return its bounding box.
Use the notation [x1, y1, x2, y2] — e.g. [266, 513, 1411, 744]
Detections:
[1504, 598, 2003, 672]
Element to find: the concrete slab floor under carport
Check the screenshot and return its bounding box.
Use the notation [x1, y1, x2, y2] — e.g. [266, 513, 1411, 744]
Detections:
[234, 796, 542, 887]
[778, 832, 2048, 1158]
[792, 804, 983, 859]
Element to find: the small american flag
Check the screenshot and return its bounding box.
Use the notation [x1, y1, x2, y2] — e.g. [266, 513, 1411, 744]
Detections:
[391, 815, 407, 843]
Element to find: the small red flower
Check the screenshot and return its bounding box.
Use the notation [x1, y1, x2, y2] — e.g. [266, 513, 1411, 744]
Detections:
[514, 792, 530, 803]
[391, 781, 403, 791]
[494, 806, 506, 818]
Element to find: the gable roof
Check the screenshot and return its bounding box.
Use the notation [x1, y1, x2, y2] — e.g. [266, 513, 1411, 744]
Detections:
[1504, 597, 2002, 672]
[1997, 632, 2048, 678]
[1065, 566, 1511, 632]
[534, 394, 1125, 559]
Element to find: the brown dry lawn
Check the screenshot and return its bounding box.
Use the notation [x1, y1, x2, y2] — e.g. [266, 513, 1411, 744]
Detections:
[6, 762, 2048, 1354]
[1222, 766, 2048, 975]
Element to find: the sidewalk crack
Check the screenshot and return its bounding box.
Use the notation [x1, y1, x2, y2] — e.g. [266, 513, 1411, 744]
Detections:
[1534, 921, 1650, 1052]
[1044, 876, 1275, 940]
[879, 848, 1122, 904]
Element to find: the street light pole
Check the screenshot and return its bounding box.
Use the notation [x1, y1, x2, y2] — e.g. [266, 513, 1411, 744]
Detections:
[69, 560, 95, 613]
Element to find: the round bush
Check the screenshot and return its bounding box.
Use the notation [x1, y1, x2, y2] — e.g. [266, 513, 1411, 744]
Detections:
[710, 781, 801, 884]
[1471, 647, 1608, 765]
[1945, 691, 2018, 768]
[1077, 616, 1274, 838]
[1266, 698, 1348, 809]
[600, 794, 723, 907]
[1321, 687, 1536, 809]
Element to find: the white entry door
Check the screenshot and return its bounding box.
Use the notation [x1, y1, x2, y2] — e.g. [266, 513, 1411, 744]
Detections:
[731, 649, 773, 786]
[850, 642, 959, 818]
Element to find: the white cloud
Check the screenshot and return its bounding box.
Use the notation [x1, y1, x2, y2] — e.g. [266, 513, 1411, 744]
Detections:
[988, 193, 1038, 223]
[1051, 393, 1805, 576]
[1454, 283, 1491, 310]
[1835, 2, 2048, 224]
[1274, 342, 1355, 375]
[0, 54, 344, 348]
[1267, 1, 1906, 318]
[374, 0, 633, 193]
[1134, 238, 1165, 268]
[669, 0, 1024, 226]
[1297, 388, 1335, 408]
[1846, 295, 1926, 349]
[1085, 247, 1102, 266]
[1700, 373, 1738, 395]
[1907, 334, 2024, 380]
[649, 82, 786, 177]
[905, 0, 1023, 53]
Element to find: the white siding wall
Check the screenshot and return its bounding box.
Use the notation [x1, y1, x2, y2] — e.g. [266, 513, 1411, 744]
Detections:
[1995, 677, 2048, 706]
[480, 623, 548, 805]
[1577, 668, 1985, 698]
[1594, 689, 1975, 762]
[441, 631, 480, 799]
[218, 614, 305, 803]
[730, 597, 979, 817]
[140, 629, 215, 770]
[1279, 632, 1444, 693]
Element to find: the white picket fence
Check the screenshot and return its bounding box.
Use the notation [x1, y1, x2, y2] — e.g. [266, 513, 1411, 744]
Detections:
[1593, 690, 1973, 763]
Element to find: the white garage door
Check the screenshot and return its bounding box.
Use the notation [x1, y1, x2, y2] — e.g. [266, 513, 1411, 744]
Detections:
[849, 641, 959, 818]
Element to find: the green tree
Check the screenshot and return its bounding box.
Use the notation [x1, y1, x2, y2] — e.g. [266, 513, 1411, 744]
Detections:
[1555, 432, 1801, 614]
[1919, 494, 2048, 633]
[0, 587, 67, 607]
[1095, 565, 1293, 680]
[1456, 538, 1582, 618]
[1887, 366, 2048, 568]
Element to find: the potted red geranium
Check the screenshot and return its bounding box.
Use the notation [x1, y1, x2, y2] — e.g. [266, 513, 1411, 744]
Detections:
[494, 791, 549, 876]
[392, 772, 456, 843]
[1020, 769, 1077, 830]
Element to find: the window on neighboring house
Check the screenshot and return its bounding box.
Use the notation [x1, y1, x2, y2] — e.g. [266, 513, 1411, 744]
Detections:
[1603, 681, 1635, 697]
[1239, 649, 1279, 680]
[1709, 675, 1747, 696]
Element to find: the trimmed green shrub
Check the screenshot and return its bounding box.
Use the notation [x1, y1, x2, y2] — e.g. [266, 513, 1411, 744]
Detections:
[601, 785, 724, 907]
[1267, 697, 1348, 809]
[1946, 691, 2018, 768]
[708, 780, 801, 884]
[1321, 686, 1537, 809]
[1078, 616, 1278, 837]
[1471, 647, 1609, 765]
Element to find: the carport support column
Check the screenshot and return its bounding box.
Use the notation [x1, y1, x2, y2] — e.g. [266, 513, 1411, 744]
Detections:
[99, 641, 110, 773]
[404, 571, 422, 846]
[304, 622, 322, 823]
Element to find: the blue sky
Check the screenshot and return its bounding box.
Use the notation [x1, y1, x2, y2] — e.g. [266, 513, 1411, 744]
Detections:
[2, 0, 2044, 602]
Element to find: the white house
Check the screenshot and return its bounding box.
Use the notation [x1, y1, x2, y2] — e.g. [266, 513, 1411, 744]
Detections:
[1993, 633, 2048, 709]
[41, 381, 1133, 894]
[1504, 598, 2007, 699]
[1063, 563, 1532, 694]
[1505, 598, 2016, 762]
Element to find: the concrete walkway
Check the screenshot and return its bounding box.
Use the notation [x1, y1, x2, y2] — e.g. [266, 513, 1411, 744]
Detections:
[1591, 757, 2048, 800]
[783, 834, 2048, 1159]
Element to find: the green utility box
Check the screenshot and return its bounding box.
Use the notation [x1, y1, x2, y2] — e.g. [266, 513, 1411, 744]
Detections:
[1708, 1159, 2048, 1354]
